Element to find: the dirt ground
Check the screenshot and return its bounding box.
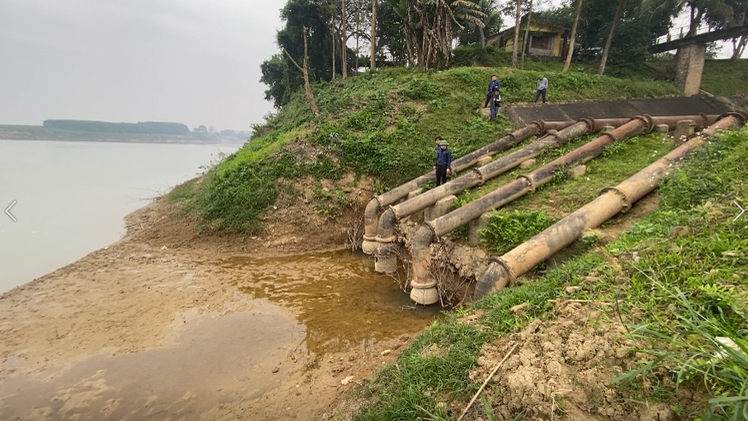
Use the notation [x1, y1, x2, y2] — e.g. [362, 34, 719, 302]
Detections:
[0, 197, 421, 421]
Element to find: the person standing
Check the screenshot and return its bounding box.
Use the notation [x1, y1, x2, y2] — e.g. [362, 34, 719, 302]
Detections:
[433, 140, 452, 186]
[535, 75, 548, 104]
[489, 87, 501, 121]
[483, 75, 501, 108]
[434, 136, 442, 153]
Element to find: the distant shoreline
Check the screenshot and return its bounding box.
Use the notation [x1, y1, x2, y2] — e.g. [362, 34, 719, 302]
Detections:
[0, 124, 248, 145]
[0, 137, 245, 145]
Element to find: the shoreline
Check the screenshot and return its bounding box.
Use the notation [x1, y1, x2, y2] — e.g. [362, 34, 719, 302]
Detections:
[0, 197, 424, 420]
[0, 137, 245, 146]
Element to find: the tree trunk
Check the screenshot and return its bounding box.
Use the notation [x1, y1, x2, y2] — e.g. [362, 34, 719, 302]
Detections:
[732, 35, 747, 60]
[598, 0, 624, 75]
[355, 7, 360, 74]
[342, 0, 348, 79]
[689, 5, 703, 37]
[370, 0, 377, 69]
[332, 28, 336, 79]
[512, 0, 522, 69]
[521, 0, 533, 70]
[480, 26, 486, 48]
[284, 26, 319, 116]
[563, 0, 583, 73]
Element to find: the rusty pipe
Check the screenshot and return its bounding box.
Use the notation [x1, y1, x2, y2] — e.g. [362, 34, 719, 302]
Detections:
[376, 119, 602, 244]
[473, 112, 746, 299]
[362, 120, 558, 253]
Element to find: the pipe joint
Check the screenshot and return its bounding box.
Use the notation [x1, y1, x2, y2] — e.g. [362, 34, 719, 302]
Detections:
[472, 167, 486, 185]
[600, 186, 631, 212]
[516, 174, 536, 193]
[580, 117, 596, 133]
[633, 114, 654, 134]
[531, 120, 546, 134]
[492, 257, 516, 286]
[718, 111, 748, 126]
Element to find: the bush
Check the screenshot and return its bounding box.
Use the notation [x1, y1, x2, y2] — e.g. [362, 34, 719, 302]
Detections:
[481, 209, 557, 255]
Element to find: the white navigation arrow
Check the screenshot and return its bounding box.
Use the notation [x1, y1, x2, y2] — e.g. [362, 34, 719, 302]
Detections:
[5, 200, 17, 222]
[735, 201, 746, 222]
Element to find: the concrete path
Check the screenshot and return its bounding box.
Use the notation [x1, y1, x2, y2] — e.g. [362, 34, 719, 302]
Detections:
[501, 94, 735, 126]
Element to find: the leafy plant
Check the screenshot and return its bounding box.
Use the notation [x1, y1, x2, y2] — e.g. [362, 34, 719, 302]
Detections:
[481, 209, 557, 255]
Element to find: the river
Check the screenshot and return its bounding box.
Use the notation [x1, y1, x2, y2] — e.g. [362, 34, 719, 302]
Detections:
[0, 140, 241, 293]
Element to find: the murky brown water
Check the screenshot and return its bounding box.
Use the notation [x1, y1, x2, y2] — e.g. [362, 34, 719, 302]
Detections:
[223, 250, 442, 355]
[0, 250, 441, 420]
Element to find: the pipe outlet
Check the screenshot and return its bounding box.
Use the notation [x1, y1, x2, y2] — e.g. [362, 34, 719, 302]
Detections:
[474, 259, 512, 300]
[374, 242, 399, 274]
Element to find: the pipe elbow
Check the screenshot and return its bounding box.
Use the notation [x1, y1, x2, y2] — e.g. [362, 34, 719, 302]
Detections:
[363, 198, 381, 239]
[473, 260, 511, 300]
[375, 208, 398, 242]
[412, 225, 435, 257]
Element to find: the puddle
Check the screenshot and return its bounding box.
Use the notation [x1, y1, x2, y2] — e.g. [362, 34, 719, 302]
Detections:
[223, 250, 442, 355]
[0, 301, 303, 421]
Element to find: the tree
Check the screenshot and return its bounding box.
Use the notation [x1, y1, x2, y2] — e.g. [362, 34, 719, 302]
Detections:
[520, 0, 533, 69]
[371, 0, 378, 68]
[598, 0, 625, 75]
[563, 0, 583, 72]
[284, 25, 320, 116]
[342, 0, 348, 78]
[512, 0, 522, 68]
[456, 0, 503, 48]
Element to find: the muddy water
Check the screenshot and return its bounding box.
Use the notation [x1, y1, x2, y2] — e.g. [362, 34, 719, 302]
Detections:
[0, 250, 441, 420]
[223, 250, 442, 355]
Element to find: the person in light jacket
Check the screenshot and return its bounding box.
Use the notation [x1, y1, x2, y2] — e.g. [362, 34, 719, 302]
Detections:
[433, 140, 452, 186]
[535, 76, 548, 104]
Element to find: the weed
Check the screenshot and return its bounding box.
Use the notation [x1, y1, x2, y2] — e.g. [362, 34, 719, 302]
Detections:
[481, 209, 557, 255]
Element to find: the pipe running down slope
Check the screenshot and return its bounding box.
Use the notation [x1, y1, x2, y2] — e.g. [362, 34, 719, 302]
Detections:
[362, 120, 580, 255]
[371, 118, 631, 273]
[408, 114, 720, 305]
[474, 112, 746, 300]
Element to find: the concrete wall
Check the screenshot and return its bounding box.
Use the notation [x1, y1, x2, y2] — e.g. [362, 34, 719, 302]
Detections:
[675, 43, 707, 95]
[501, 94, 734, 127]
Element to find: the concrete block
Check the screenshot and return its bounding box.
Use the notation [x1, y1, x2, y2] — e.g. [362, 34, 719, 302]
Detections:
[519, 158, 536, 169]
[674, 119, 696, 143]
[476, 154, 492, 167]
[568, 165, 587, 179]
[469, 213, 492, 247]
[602, 125, 615, 133]
[424, 195, 457, 221]
[655, 124, 670, 138]
[407, 188, 424, 200]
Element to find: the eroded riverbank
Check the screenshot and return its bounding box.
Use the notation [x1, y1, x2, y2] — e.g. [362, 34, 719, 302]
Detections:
[0, 200, 441, 420]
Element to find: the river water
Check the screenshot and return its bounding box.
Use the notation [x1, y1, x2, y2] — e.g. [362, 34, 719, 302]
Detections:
[0, 140, 240, 293]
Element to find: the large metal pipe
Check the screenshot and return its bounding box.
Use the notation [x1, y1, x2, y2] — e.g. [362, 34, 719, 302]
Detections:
[373, 118, 617, 260]
[362, 120, 557, 254]
[474, 112, 746, 299]
[408, 114, 719, 304]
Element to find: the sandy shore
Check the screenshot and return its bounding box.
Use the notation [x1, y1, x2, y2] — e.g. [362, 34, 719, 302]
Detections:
[0, 199, 426, 420]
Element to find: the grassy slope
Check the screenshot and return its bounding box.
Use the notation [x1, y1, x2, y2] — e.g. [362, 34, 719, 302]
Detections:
[699, 59, 748, 97]
[172, 66, 680, 234]
[351, 127, 748, 420]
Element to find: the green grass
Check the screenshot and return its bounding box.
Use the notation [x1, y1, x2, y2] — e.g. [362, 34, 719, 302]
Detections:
[351, 126, 748, 420]
[646, 58, 748, 98]
[172, 66, 679, 234]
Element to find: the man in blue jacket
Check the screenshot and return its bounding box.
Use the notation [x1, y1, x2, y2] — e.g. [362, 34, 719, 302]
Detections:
[483, 75, 501, 108]
[433, 140, 452, 186]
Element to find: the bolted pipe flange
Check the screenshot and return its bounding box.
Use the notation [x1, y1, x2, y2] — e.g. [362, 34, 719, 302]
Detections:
[516, 174, 536, 192]
[600, 186, 631, 212]
[361, 239, 380, 255]
[531, 120, 546, 133]
[580, 117, 596, 133]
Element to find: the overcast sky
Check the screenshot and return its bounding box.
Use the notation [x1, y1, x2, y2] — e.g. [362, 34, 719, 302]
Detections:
[0, 0, 286, 131]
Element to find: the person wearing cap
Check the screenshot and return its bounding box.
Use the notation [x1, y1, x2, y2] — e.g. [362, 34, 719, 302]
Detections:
[484, 75, 501, 108]
[433, 140, 452, 186]
[535, 75, 548, 104]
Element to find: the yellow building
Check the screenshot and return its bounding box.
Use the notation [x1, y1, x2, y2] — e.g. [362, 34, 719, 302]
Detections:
[489, 19, 574, 59]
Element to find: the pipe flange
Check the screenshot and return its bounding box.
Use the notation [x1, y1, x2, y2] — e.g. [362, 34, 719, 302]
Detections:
[362, 235, 377, 241]
[718, 111, 748, 126]
[600, 186, 631, 212]
[633, 114, 654, 133]
[387, 205, 402, 221]
[698, 112, 709, 128]
[489, 257, 516, 286]
[517, 174, 536, 192]
[532, 120, 546, 133]
[374, 235, 397, 244]
[471, 168, 486, 185]
[580, 117, 596, 133]
[411, 280, 437, 289]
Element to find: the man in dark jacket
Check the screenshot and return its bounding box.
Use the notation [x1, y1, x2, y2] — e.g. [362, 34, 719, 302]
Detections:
[433, 140, 452, 186]
[483, 75, 500, 108]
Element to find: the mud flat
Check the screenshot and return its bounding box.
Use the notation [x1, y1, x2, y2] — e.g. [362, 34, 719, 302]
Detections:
[0, 199, 440, 420]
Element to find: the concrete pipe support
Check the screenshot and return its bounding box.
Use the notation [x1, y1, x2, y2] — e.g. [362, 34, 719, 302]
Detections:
[362, 120, 558, 254]
[473, 112, 746, 299]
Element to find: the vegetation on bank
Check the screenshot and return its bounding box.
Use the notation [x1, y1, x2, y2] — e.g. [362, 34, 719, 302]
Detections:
[171, 66, 681, 234]
[348, 126, 748, 420]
